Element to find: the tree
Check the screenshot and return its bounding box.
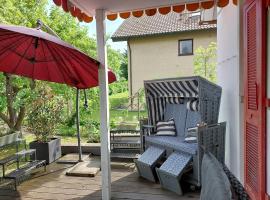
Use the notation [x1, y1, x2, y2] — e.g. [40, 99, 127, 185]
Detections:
[0, 73, 38, 132]
[0, 0, 48, 132]
[0, 0, 126, 132]
[120, 50, 128, 80]
[194, 42, 217, 83]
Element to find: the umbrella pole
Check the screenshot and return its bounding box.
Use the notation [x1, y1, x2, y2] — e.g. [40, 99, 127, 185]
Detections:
[76, 89, 83, 162]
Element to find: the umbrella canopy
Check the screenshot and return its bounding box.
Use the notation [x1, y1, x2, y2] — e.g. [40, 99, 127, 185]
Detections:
[0, 24, 116, 89]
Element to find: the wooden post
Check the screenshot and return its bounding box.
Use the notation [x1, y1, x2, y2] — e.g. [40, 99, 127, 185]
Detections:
[96, 9, 111, 200]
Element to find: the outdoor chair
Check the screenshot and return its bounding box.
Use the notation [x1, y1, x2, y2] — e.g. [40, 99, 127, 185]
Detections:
[135, 76, 226, 194]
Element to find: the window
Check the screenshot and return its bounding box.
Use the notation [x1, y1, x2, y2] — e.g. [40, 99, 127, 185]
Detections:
[178, 39, 193, 56]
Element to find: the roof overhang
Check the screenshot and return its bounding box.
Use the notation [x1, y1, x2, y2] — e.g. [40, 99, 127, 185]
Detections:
[111, 27, 217, 42]
[53, 0, 238, 23]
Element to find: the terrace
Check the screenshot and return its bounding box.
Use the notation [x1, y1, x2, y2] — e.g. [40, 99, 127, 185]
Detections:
[0, 161, 200, 200]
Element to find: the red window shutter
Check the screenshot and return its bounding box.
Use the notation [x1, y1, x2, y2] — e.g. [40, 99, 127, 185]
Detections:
[246, 3, 257, 110]
[243, 0, 267, 200]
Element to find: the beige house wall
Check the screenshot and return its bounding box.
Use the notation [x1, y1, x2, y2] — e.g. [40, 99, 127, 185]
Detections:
[128, 30, 216, 96]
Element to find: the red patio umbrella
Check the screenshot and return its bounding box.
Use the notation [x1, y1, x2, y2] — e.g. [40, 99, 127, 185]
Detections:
[0, 22, 117, 162]
[0, 23, 116, 88]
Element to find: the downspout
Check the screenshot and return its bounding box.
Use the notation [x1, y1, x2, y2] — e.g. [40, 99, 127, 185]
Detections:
[128, 40, 133, 109]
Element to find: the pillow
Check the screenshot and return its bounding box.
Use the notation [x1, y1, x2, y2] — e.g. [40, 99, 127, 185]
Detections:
[187, 99, 199, 111]
[155, 118, 176, 136]
[185, 127, 198, 143]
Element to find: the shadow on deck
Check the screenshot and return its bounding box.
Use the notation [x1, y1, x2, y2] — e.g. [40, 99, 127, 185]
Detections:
[0, 161, 200, 200]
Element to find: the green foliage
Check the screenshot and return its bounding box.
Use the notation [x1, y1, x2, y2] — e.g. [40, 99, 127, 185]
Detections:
[46, 7, 97, 58]
[0, 0, 48, 27]
[27, 85, 64, 142]
[120, 50, 128, 80]
[0, 75, 37, 111]
[109, 91, 129, 109]
[58, 125, 77, 137]
[109, 80, 128, 95]
[194, 42, 217, 83]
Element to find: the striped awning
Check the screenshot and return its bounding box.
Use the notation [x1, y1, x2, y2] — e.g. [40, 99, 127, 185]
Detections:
[53, 0, 238, 23]
[144, 78, 200, 128]
[145, 79, 199, 98]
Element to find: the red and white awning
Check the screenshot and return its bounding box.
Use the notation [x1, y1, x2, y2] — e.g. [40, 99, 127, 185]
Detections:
[53, 0, 237, 23]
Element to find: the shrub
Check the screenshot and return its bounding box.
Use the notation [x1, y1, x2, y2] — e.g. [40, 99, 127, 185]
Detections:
[27, 85, 64, 142]
[109, 91, 129, 109]
[84, 120, 100, 143]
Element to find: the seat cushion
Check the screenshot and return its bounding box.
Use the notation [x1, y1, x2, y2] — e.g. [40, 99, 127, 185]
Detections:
[200, 153, 232, 200]
[145, 135, 197, 155]
[164, 103, 187, 137]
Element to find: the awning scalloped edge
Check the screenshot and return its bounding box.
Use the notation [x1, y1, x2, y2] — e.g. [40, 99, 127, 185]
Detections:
[53, 0, 237, 23]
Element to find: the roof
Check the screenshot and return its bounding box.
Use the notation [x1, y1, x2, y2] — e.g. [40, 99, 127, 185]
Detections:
[111, 12, 216, 41]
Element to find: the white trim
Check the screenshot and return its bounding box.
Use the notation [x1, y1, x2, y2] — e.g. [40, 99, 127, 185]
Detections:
[96, 9, 111, 200]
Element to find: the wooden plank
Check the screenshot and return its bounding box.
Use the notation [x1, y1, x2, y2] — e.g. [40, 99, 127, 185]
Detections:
[1, 162, 200, 200]
[56, 153, 89, 164]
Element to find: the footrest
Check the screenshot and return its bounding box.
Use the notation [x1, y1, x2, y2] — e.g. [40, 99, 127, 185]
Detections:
[135, 146, 165, 182]
[156, 152, 192, 195]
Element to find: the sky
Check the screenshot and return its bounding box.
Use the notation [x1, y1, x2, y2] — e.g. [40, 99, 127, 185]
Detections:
[85, 19, 127, 53]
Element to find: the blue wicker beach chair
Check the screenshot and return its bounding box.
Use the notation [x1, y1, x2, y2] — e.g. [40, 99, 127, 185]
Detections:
[135, 76, 226, 194]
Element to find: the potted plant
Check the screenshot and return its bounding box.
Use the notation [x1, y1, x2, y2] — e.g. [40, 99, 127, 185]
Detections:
[28, 86, 63, 164]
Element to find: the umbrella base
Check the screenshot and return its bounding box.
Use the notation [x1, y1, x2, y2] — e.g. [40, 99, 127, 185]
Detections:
[66, 155, 101, 177]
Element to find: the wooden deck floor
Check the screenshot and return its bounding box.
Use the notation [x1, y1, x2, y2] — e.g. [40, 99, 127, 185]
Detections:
[0, 161, 200, 200]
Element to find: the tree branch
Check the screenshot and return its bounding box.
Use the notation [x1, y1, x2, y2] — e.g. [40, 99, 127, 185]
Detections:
[5, 74, 15, 126]
[0, 111, 12, 127]
[14, 106, 26, 131]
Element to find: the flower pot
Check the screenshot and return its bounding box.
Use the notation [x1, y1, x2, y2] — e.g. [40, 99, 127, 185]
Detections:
[29, 137, 61, 164]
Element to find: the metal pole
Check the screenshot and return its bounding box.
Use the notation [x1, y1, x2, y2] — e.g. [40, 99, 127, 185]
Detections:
[36, 20, 84, 163]
[76, 89, 83, 162]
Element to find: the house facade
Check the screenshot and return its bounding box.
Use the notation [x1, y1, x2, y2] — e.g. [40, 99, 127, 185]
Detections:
[112, 12, 216, 97]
